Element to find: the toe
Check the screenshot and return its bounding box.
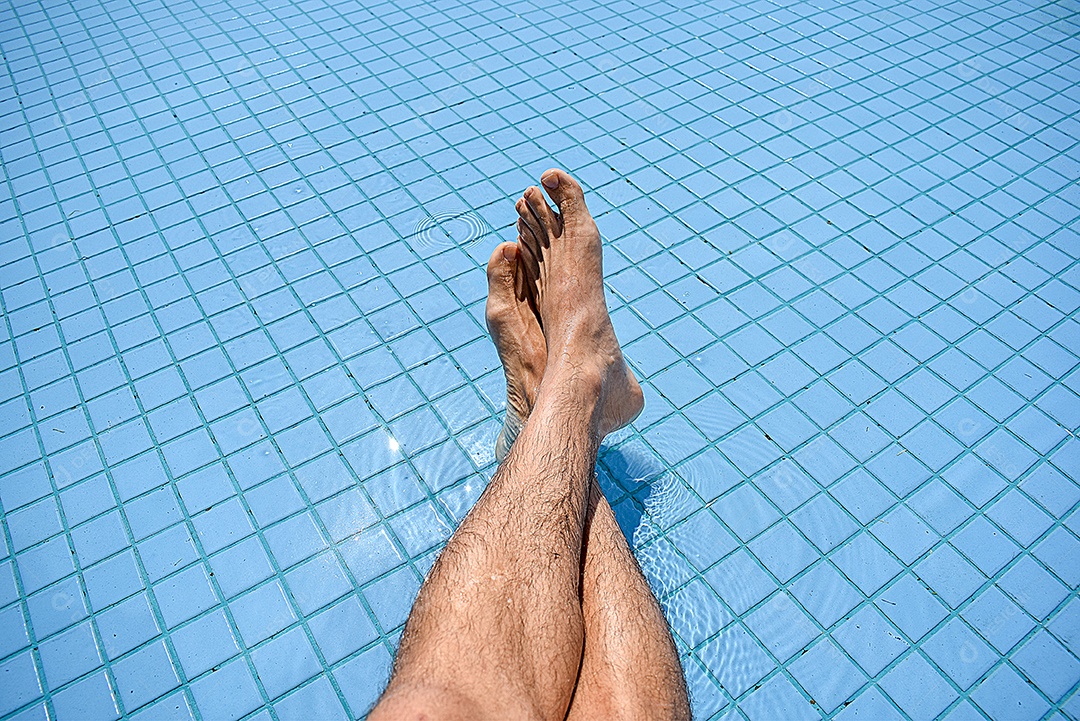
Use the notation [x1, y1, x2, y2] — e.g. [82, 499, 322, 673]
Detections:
[517, 231, 541, 285]
[516, 198, 544, 244]
[486, 242, 522, 325]
[540, 169, 587, 221]
[524, 186, 559, 241]
[486, 242, 518, 292]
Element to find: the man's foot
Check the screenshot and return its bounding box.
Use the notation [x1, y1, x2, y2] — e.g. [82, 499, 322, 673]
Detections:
[513, 168, 643, 437]
[485, 241, 546, 462]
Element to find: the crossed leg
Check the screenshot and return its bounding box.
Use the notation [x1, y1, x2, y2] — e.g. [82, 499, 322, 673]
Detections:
[369, 170, 689, 721]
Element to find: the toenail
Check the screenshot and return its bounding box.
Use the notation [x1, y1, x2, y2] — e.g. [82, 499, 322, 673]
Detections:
[542, 174, 559, 189]
[502, 244, 516, 262]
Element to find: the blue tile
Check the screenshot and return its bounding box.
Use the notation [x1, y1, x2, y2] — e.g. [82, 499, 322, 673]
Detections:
[907, 480, 973, 536]
[865, 444, 930, 498]
[830, 470, 895, 525]
[951, 517, 1021, 577]
[38, 621, 101, 690]
[748, 521, 818, 583]
[970, 665, 1050, 721]
[275, 676, 348, 721]
[741, 674, 817, 721]
[0, 604, 29, 660]
[900, 420, 964, 472]
[70, 511, 128, 567]
[25, 577, 88, 639]
[744, 592, 817, 663]
[363, 567, 422, 632]
[59, 476, 116, 527]
[697, 623, 775, 699]
[922, 617, 997, 691]
[153, 563, 218, 629]
[974, 429, 1040, 482]
[755, 403, 817, 453]
[866, 389, 925, 438]
[788, 639, 866, 713]
[752, 460, 818, 515]
[338, 525, 405, 586]
[831, 412, 891, 463]
[941, 454, 1007, 509]
[138, 525, 199, 583]
[243, 477, 305, 527]
[934, 398, 995, 448]
[652, 362, 713, 408]
[333, 644, 392, 718]
[16, 536, 75, 595]
[793, 381, 853, 431]
[790, 563, 862, 629]
[129, 691, 194, 721]
[1020, 464, 1080, 519]
[795, 436, 858, 488]
[171, 609, 240, 678]
[110, 640, 180, 712]
[713, 484, 780, 543]
[870, 505, 937, 565]
[190, 658, 263, 721]
[666, 580, 733, 649]
[50, 671, 119, 721]
[0, 651, 41, 717]
[125, 488, 183, 541]
[1012, 629, 1080, 703]
[638, 537, 696, 598]
[643, 410, 712, 468]
[676, 448, 742, 504]
[176, 464, 235, 514]
[683, 658, 730, 719]
[962, 587, 1035, 655]
[1033, 527, 1080, 587]
[263, 512, 327, 570]
[914, 544, 986, 610]
[391, 503, 454, 559]
[668, 509, 738, 572]
[834, 605, 910, 677]
[997, 555, 1069, 621]
[82, 549, 144, 611]
[833, 687, 904, 721]
[879, 653, 958, 721]
[875, 574, 948, 643]
[986, 489, 1054, 548]
[251, 626, 321, 699]
[704, 550, 777, 617]
[285, 552, 352, 617]
[95, 592, 160, 660]
[229, 581, 296, 647]
[832, 532, 903, 597]
[210, 536, 275, 599]
[308, 596, 379, 665]
[6, 498, 63, 553]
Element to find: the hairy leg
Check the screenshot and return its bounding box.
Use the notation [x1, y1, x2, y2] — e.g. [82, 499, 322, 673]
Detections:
[370, 169, 640, 721]
[567, 480, 691, 720]
[515, 170, 689, 720]
[372, 373, 601, 721]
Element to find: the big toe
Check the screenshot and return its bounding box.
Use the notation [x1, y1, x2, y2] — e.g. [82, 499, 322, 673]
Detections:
[540, 169, 588, 220]
[486, 242, 521, 308]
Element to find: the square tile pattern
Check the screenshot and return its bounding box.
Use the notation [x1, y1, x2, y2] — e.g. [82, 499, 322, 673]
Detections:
[0, 0, 1078, 717]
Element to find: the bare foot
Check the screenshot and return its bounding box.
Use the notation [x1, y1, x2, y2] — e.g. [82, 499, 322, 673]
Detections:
[485, 241, 546, 462]
[513, 169, 643, 437]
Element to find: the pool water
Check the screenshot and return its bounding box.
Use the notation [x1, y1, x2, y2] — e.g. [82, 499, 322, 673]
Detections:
[1, 0, 1078, 717]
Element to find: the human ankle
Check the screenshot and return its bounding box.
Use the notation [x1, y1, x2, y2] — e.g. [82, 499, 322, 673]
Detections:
[534, 364, 605, 429]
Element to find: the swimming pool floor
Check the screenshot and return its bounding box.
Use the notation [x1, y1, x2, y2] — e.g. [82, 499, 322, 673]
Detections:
[1, 0, 1079, 717]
